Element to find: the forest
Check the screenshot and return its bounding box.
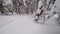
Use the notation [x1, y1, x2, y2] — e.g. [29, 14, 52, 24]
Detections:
[0, 0, 60, 24]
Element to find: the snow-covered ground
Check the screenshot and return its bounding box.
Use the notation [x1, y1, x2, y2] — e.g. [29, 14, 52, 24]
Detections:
[0, 0, 60, 34]
[0, 15, 60, 34]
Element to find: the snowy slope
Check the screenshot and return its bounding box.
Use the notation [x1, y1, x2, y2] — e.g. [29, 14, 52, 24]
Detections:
[0, 15, 60, 34]
[0, 15, 21, 28]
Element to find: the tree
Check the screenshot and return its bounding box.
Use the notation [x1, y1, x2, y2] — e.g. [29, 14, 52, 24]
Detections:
[0, 0, 4, 14]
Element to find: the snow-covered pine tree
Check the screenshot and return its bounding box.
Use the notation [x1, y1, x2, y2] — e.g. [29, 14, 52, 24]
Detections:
[2, 0, 13, 15]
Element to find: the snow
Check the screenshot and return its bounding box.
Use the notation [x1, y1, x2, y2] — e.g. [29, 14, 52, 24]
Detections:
[0, 15, 60, 34]
[45, 2, 60, 25]
[0, 0, 60, 34]
[45, 14, 59, 25]
[38, 0, 43, 8]
[0, 15, 21, 28]
[3, 0, 13, 5]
